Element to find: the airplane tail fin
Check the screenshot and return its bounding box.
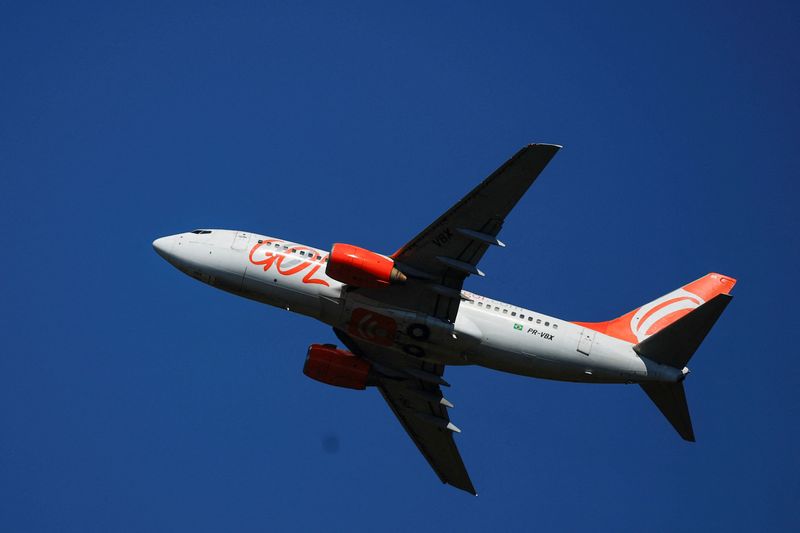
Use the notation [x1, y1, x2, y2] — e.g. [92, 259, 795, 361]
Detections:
[632, 293, 733, 369]
[574, 273, 736, 344]
[575, 273, 736, 441]
[633, 292, 734, 441]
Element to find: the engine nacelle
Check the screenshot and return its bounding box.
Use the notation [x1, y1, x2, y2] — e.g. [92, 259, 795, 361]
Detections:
[303, 344, 371, 390]
[325, 243, 407, 288]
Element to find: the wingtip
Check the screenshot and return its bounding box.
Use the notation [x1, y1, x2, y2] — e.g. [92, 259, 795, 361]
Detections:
[447, 481, 478, 496]
[528, 142, 563, 150]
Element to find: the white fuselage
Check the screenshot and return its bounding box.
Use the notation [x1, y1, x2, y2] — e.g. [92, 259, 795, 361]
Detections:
[153, 229, 683, 385]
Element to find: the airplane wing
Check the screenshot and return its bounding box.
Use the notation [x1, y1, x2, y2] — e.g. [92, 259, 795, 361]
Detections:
[358, 143, 561, 323]
[332, 144, 560, 493]
[334, 328, 476, 495]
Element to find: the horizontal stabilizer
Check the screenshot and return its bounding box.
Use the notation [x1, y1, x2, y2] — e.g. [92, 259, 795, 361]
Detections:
[640, 382, 695, 441]
[633, 293, 732, 369]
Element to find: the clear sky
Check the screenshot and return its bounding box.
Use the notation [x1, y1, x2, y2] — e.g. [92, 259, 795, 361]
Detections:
[1, 1, 798, 531]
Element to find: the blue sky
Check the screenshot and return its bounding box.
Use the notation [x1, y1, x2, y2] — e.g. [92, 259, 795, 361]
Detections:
[1, 1, 798, 531]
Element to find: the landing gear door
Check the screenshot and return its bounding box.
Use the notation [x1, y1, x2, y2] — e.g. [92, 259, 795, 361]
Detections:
[231, 231, 250, 251]
[577, 328, 595, 356]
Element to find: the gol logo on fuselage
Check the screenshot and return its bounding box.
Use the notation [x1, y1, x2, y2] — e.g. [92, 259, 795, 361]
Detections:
[248, 239, 330, 287]
[348, 308, 397, 346]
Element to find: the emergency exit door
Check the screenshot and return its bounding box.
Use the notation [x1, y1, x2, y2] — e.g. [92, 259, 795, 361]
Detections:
[231, 231, 250, 251]
[577, 328, 595, 356]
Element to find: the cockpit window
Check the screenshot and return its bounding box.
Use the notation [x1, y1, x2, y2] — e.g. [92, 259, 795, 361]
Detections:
[190, 229, 213, 234]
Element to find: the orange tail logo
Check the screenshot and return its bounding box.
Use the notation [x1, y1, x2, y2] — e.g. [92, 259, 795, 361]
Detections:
[574, 273, 736, 344]
[629, 289, 704, 342]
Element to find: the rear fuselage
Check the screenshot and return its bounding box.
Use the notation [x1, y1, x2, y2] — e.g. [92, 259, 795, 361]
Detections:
[152, 229, 683, 385]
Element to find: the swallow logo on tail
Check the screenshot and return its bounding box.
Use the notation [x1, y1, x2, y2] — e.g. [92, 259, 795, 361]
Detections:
[629, 289, 704, 342]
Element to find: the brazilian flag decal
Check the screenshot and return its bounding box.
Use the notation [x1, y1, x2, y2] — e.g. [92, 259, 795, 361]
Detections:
[513, 323, 523, 331]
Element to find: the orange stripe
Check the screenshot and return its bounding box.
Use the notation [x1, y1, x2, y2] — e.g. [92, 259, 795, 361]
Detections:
[637, 296, 701, 333]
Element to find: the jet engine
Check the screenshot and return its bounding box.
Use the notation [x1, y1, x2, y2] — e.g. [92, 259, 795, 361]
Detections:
[303, 344, 372, 390]
[325, 243, 407, 288]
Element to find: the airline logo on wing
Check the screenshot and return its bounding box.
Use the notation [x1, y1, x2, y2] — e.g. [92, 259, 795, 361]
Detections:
[348, 308, 397, 346]
[629, 288, 704, 342]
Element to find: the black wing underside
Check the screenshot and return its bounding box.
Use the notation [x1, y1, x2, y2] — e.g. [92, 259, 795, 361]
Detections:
[334, 328, 476, 495]
[356, 143, 560, 323]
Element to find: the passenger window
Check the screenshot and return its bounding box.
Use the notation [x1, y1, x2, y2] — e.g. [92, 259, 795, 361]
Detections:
[553, 324, 558, 329]
[545, 322, 550, 327]
[536, 319, 542, 324]
[511, 312, 516, 317]
[503, 309, 508, 314]
[528, 317, 533, 321]
[478, 302, 483, 307]
[519, 314, 525, 319]
[495, 307, 500, 312]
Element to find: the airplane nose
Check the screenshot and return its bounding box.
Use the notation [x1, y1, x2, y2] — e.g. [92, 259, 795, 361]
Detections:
[153, 235, 175, 263]
[152, 236, 172, 259]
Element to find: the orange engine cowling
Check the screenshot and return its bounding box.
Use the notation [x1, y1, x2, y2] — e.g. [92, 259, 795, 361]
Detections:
[325, 243, 407, 288]
[303, 344, 371, 390]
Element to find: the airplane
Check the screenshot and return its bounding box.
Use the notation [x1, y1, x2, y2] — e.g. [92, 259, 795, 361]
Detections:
[152, 144, 735, 495]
